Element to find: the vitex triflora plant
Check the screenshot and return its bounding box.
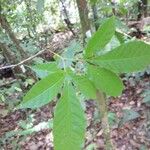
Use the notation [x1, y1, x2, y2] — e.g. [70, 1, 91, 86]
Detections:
[18, 16, 150, 150]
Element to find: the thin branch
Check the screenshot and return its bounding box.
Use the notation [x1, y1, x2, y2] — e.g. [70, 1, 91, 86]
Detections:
[0, 45, 83, 71]
[0, 48, 62, 70]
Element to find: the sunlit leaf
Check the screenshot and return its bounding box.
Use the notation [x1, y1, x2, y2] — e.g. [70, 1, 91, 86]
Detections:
[92, 41, 150, 73]
[32, 62, 59, 78]
[85, 16, 116, 58]
[90, 0, 98, 5]
[58, 40, 81, 68]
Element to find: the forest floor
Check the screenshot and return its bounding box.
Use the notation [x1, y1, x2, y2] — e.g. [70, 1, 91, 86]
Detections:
[0, 31, 150, 150]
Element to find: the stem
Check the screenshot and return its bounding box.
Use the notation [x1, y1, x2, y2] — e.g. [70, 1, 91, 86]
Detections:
[0, 15, 28, 59]
[96, 91, 114, 150]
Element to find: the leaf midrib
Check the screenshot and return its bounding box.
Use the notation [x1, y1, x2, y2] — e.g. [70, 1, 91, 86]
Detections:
[95, 55, 149, 62]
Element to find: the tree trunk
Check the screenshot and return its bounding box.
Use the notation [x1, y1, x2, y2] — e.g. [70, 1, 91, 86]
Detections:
[0, 9, 36, 79]
[0, 42, 23, 75]
[143, 0, 148, 17]
[108, 0, 116, 15]
[92, 4, 99, 30]
[0, 14, 28, 59]
[137, 0, 148, 20]
[24, 0, 36, 37]
[60, 0, 75, 36]
[76, 0, 91, 41]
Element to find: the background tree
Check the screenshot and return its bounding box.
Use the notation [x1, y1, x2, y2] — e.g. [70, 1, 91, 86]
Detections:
[76, 0, 91, 41]
[138, 0, 148, 20]
[90, 0, 99, 30]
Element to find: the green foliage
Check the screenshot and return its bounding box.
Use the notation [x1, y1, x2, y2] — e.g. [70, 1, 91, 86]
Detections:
[71, 74, 96, 99]
[19, 17, 150, 149]
[87, 65, 124, 96]
[120, 109, 140, 125]
[92, 41, 150, 73]
[32, 62, 60, 78]
[108, 112, 117, 126]
[90, 0, 98, 5]
[143, 90, 150, 104]
[115, 31, 126, 44]
[0, 118, 53, 146]
[0, 81, 23, 110]
[53, 81, 86, 150]
[19, 71, 64, 108]
[58, 40, 82, 68]
[85, 16, 116, 58]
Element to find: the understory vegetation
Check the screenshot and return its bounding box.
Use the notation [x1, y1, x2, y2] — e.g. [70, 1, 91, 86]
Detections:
[0, 0, 150, 149]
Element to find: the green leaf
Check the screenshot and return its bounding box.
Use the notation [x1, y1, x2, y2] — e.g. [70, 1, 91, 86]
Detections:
[54, 82, 86, 150]
[115, 31, 126, 44]
[85, 16, 116, 58]
[90, 0, 98, 5]
[121, 109, 140, 125]
[87, 65, 124, 96]
[108, 112, 117, 126]
[71, 74, 96, 99]
[92, 41, 150, 73]
[19, 71, 64, 109]
[58, 40, 81, 68]
[143, 91, 150, 104]
[32, 62, 60, 78]
[143, 96, 150, 104]
[1, 120, 53, 141]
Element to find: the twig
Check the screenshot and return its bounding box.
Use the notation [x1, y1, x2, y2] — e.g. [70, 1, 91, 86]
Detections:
[0, 49, 46, 70]
[0, 48, 62, 71]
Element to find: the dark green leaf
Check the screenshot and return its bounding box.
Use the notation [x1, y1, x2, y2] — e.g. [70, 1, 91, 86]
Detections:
[87, 65, 124, 96]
